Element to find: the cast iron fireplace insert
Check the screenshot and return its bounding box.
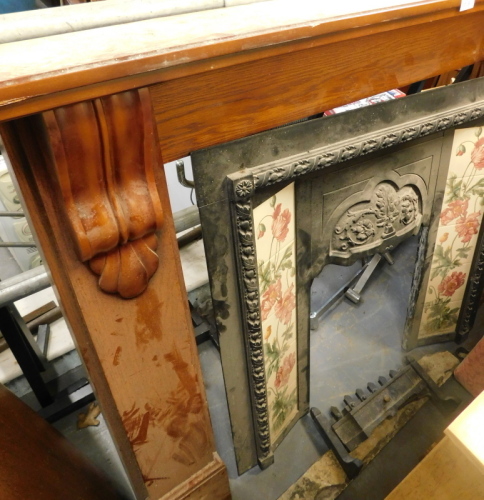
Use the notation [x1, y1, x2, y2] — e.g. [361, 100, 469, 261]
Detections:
[191, 77, 484, 473]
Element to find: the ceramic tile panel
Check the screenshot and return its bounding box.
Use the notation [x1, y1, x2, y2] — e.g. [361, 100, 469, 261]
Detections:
[254, 184, 296, 265]
[420, 299, 463, 337]
[434, 224, 480, 265]
[419, 125, 484, 338]
[254, 182, 298, 443]
[447, 127, 484, 177]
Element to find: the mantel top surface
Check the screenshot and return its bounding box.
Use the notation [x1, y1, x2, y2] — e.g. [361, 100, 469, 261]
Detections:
[0, 0, 480, 117]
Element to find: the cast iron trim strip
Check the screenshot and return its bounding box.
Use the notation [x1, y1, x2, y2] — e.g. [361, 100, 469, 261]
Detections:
[244, 102, 484, 190]
[230, 174, 272, 467]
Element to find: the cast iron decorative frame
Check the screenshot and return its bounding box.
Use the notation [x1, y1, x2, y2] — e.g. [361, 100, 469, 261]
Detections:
[222, 83, 484, 468]
[250, 103, 483, 191]
[229, 174, 272, 466]
[192, 77, 484, 473]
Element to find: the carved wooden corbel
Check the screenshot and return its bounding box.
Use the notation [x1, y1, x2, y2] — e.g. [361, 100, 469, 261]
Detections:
[42, 89, 164, 298]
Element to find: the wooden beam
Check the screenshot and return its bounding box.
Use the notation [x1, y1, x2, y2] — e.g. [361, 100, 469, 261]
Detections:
[0, 0, 482, 124]
[152, 11, 484, 161]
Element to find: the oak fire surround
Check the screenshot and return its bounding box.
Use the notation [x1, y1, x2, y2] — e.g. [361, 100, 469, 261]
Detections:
[1, 2, 484, 499]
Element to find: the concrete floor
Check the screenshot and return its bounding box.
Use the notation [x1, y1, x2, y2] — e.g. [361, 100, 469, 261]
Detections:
[2, 234, 460, 499]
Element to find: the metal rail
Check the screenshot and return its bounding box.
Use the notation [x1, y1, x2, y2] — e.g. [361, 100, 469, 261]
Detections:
[0, 206, 202, 307]
[0, 266, 50, 308]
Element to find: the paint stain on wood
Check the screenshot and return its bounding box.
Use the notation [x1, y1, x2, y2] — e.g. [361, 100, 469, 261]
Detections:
[113, 346, 122, 366]
[135, 288, 163, 349]
[122, 402, 168, 450]
[122, 404, 151, 449]
[142, 474, 169, 487]
[163, 346, 210, 465]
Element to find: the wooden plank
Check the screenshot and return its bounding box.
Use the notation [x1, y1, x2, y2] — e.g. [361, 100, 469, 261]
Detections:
[0, 1, 483, 124]
[159, 454, 230, 500]
[152, 10, 484, 161]
[22, 300, 56, 324]
[0, 0, 223, 44]
[0, 113, 229, 499]
[386, 436, 484, 499]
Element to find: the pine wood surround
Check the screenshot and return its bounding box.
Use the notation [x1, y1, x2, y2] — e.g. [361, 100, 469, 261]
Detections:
[1, 2, 484, 499]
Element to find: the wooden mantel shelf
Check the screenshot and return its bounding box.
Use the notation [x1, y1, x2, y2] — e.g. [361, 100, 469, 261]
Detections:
[1, 0, 484, 161]
[1, 2, 484, 499]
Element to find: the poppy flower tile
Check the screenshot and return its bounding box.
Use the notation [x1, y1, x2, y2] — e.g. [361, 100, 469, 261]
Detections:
[419, 126, 484, 337]
[253, 182, 298, 443]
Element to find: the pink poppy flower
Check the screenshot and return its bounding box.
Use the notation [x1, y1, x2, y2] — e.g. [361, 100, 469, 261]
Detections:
[261, 279, 282, 321]
[440, 199, 469, 225]
[274, 352, 296, 389]
[471, 138, 484, 170]
[271, 203, 291, 243]
[456, 211, 481, 243]
[438, 271, 466, 297]
[274, 284, 296, 325]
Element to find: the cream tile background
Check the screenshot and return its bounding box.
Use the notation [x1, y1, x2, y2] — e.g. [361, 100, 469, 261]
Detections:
[419, 126, 484, 338]
[254, 182, 298, 443]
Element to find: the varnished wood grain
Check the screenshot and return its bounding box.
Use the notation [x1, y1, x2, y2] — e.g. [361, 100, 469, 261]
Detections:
[0, 117, 227, 500]
[0, 1, 483, 127]
[159, 453, 230, 500]
[41, 89, 164, 298]
[152, 11, 484, 161]
[0, 384, 122, 500]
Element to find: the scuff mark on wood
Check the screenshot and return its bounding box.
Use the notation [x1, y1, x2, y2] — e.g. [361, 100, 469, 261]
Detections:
[113, 345, 122, 366]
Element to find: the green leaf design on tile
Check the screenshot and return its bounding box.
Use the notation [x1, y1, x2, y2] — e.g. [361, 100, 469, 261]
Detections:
[445, 175, 463, 203]
[455, 246, 471, 260]
[271, 386, 297, 432]
[265, 340, 280, 379]
[469, 178, 484, 197]
[281, 322, 294, 342]
[430, 245, 460, 280]
[424, 297, 460, 333]
[258, 260, 272, 294]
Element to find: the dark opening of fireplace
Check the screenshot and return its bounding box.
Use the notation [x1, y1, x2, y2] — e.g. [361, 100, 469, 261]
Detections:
[309, 234, 420, 414]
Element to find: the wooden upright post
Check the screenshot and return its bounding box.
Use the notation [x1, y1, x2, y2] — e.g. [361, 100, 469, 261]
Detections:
[0, 88, 230, 500]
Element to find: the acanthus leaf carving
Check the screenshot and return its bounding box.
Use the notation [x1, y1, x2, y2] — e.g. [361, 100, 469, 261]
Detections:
[331, 182, 421, 261]
[42, 88, 163, 299]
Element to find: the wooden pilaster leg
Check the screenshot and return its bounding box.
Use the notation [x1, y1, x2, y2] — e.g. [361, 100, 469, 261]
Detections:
[0, 88, 230, 500]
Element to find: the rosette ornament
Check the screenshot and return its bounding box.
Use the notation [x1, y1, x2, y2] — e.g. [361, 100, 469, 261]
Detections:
[42, 89, 164, 298]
